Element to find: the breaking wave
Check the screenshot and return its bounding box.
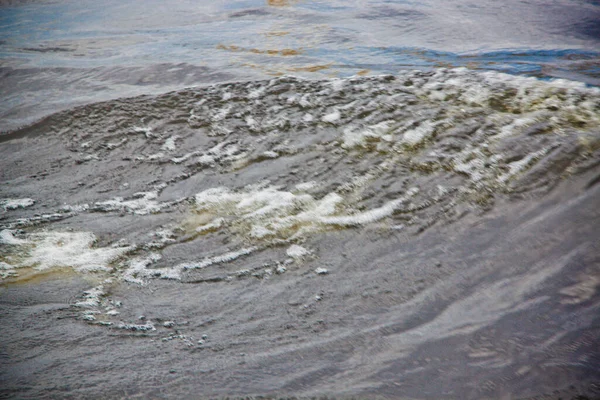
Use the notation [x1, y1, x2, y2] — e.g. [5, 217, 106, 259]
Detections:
[1, 68, 600, 326]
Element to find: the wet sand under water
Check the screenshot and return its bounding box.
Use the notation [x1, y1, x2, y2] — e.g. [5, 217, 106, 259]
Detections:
[1, 70, 600, 398]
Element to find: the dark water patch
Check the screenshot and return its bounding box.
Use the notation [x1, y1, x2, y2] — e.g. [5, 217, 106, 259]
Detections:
[229, 8, 271, 18]
[358, 6, 426, 20]
[21, 46, 73, 53]
[0, 63, 241, 133]
[568, 13, 600, 40]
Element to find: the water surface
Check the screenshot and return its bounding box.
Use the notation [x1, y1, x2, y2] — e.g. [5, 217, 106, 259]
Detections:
[1, 0, 599, 131]
[1, 2, 600, 399]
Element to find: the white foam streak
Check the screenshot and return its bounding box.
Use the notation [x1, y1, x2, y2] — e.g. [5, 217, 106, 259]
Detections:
[27, 232, 133, 272]
[161, 135, 179, 152]
[193, 183, 419, 242]
[75, 285, 106, 308]
[401, 121, 435, 146]
[286, 244, 310, 259]
[94, 191, 180, 215]
[180, 247, 258, 272]
[322, 110, 341, 123]
[123, 253, 162, 284]
[1, 198, 35, 211]
[0, 229, 28, 245]
[1, 231, 133, 275]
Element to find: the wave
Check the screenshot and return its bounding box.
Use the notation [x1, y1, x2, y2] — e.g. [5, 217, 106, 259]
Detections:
[2, 67, 600, 398]
[2, 68, 599, 278]
[0, 67, 599, 332]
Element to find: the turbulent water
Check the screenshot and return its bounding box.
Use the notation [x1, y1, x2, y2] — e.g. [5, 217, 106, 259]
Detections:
[1, 68, 600, 398]
[1, 1, 600, 399]
[1, 0, 600, 132]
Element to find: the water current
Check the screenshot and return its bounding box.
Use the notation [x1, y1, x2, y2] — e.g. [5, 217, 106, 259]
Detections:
[1, 0, 600, 131]
[1, 1, 600, 399]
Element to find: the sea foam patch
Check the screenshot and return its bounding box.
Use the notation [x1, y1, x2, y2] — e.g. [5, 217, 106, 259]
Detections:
[192, 183, 419, 243]
[93, 191, 183, 215]
[2, 70, 599, 288]
[0, 230, 133, 280]
[2, 68, 600, 336]
[1, 198, 35, 211]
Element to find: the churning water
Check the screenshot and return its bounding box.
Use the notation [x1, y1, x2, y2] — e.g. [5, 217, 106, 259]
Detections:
[1, 0, 600, 131]
[1, 1, 600, 399]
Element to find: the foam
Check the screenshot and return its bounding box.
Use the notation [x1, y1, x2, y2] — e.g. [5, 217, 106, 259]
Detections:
[250, 225, 274, 239]
[94, 191, 181, 215]
[197, 153, 217, 166]
[1, 198, 35, 211]
[246, 116, 259, 131]
[193, 183, 420, 244]
[0, 261, 18, 279]
[2, 231, 133, 273]
[2, 213, 73, 229]
[498, 148, 550, 184]
[497, 116, 541, 139]
[161, 135, 179, 152]
[171, 141, 249, 167]
[286, 244, 310, 259]
[59, 204, 90, 213]
[408, 69, 600, 129]
[248, 86, 266, 99]
[294, 181, 318, 192]
[0, 261, 15, 270]
[75, 285, 106, 308]
[262, 151, 279, 159]
[315, 267, 329, 275]
[104, 138, 127, 150]
[212, 104, 231, 121]
[119, 246, 259, 283]
[4, 69, 599, 291]
[116, 322, 156, 331]
[179, 247, 259, 271]
[299, 94, 314, 108]
[452, 148, 488, 184]
[0, 229, 28, 245]
[195, 218, 224, 234]
[401, 121, 435, 146]
[342, 121, 394, 149]
[319, 194, 416, 226]
[322, 110, 341, 123]
[303, 113, 314, 122]
[171, 151, 202, 164]
[328, 79, 346, 92]
[131, 126, 154, 138]
[123, 253, 162, 285]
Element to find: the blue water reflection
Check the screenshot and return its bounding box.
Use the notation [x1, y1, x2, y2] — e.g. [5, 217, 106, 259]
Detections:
[1, 0, 599, 130]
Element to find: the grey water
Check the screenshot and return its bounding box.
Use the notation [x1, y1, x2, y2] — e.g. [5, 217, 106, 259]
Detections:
[1, 0, 600, 132]
[2, 1, 600, 399]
